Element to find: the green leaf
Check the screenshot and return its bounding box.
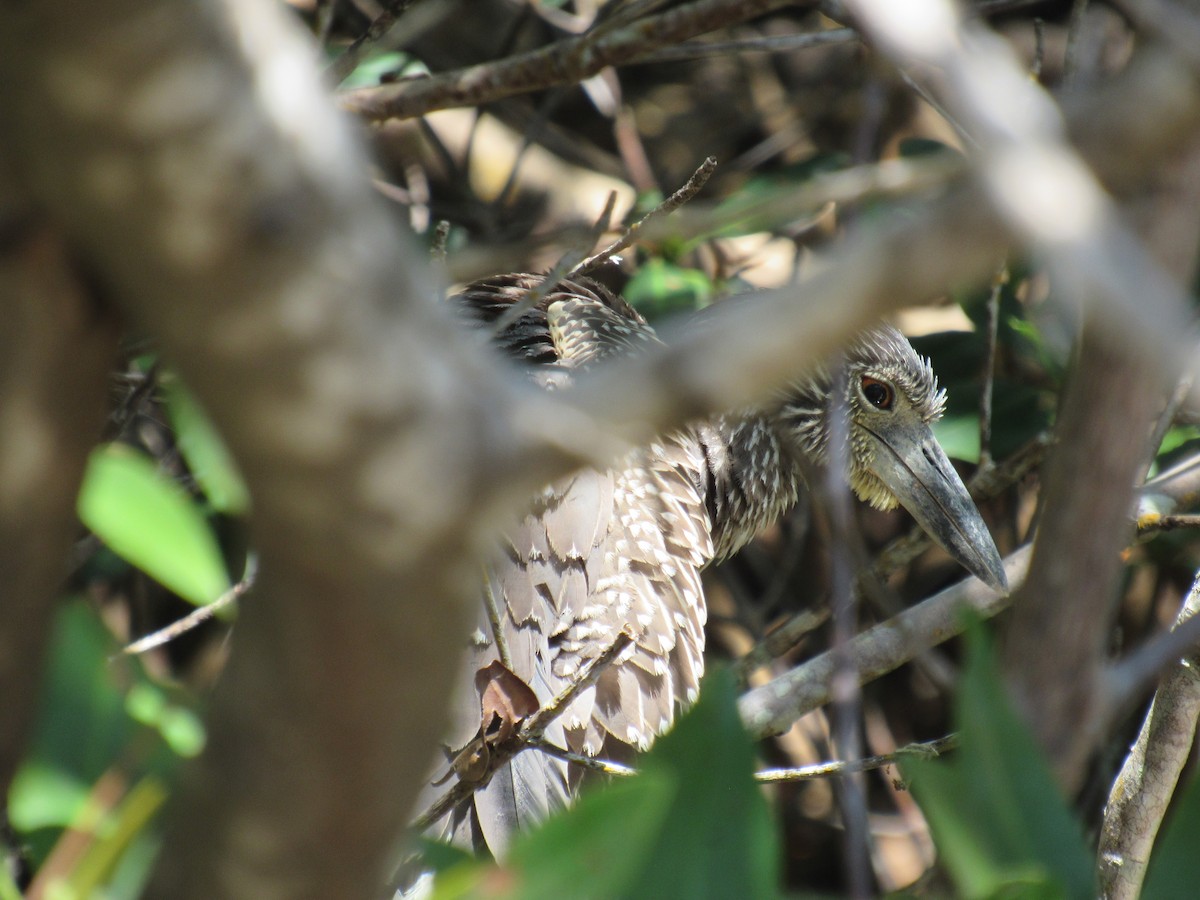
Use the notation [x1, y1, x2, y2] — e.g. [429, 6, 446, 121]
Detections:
[337, 51, 423, 89]
[933, 414, 982, 464]
[163, 378, 251, 515]
[1142, 771, 1200, 897]
[9, 601, 200, 884]
[631, 667, 780, 900]
[624, 260, 712, 320]
[430, 669, 779, 900]
[8, 761, 91, 833]
[904, 624, 1094, 899]
[77, 444, 231, 606]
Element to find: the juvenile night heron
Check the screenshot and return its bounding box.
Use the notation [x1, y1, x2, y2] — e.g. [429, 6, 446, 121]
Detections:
[432, 273, 1006, 857]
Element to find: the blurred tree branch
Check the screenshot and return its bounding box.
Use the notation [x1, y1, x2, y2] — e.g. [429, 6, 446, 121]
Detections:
[2, 0, 1200, 894]
[0, 174, 117, 795]
[339, 0, 813, 122]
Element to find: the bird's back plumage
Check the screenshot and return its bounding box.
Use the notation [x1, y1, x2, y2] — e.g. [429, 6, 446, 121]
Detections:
[436, 275, 713, 856]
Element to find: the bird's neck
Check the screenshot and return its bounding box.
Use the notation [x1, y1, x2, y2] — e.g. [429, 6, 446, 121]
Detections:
[697, 410, 805, 562]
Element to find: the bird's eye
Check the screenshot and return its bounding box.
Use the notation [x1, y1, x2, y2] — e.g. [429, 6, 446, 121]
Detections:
[861, 376, 894, 410]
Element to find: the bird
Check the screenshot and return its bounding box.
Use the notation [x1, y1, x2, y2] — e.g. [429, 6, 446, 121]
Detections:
[425, 271, 1007, 860]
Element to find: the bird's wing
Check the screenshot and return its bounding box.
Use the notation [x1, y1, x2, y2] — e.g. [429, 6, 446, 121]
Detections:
[434, 276, 712, 856]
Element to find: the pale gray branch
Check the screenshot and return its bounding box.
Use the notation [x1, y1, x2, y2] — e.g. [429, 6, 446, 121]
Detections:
[1099, 572, 1200, 900]
[738, 547, 1031, 740]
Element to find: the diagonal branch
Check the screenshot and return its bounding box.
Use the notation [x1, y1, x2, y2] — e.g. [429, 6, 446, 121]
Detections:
[339, 0, 811, 122]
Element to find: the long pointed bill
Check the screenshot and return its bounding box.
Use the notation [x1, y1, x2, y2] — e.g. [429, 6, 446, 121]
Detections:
[866, 421, 1008, 592]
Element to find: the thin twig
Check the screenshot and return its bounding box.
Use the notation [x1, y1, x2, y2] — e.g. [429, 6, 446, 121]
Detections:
[1136, 513, 1200, 538]
[529, 732, 962, 783]
[411, 633, 633, 832]
[489, 191, 619, 336]
[755, 733, 958, 782]
[978, 261, 1006, 469]
[1143, 376, 1195, 486]
[572, 156, 718, 278]
[1104, 611, 1200, 718]
[121, 559, 257, 656]
[430, 220, 450, 264]
[1063, 0, 1092, 89]
[734, 608, 830, 686]
[1100, 570, 1200, 899]
[481, 567, 513, 671]
[897, 69, 977, 150]
[521, 633, 633, 742]
[326, 0, 422, 86]
[529, 739, 637, 776]
[314, 0, 336, 50]
[492, 87, 573, 214]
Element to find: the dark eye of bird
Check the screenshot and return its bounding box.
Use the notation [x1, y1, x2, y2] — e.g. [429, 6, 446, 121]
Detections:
[861, 376, 894, 411]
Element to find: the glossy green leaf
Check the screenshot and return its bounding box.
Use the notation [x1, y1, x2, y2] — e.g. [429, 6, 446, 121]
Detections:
[904, 624, 1093, 899]
[163, 378, 250, 515]
[78, 444, 231, 606]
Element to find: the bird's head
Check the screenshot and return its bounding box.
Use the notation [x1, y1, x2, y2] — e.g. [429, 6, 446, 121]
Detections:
[778, 325, 1008, 591]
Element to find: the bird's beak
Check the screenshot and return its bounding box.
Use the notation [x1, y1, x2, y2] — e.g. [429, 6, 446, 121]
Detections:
[865, 419, 1008, 592]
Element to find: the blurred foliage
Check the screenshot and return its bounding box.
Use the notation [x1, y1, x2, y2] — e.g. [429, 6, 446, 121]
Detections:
[76, 445, 232, 608]
[905, 622, 1200, 900]
[428, 669, 780, 900]
[904, 624, 1093, 899]
[161, 378, 251, 517]
[625, 259, 713, 320]
[8, 602, 203, 898]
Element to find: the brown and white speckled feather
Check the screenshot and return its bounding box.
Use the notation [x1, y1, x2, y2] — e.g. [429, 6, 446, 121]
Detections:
[435, 273, 947, 858]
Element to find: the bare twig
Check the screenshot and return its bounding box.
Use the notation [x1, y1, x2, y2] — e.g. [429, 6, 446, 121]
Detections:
[430, 219, 450, 264]
[480, 567, 513, 672]
[412, 633, 633, 831]
[1143, 376, 1194, 485]
[978, 262, 1006, 469]
[1100, 571, 1200, 899]
[1140, 451, 1200, 517]
[326, 0, 422, 86]
[530, 732, 962, 783]
[521, 633, 633, 742]
[339, 0, 811, 122]
[489, 191, 619, 336]
[1136, 513, 1200, 538]
[734, 608, 829, 685]
[1104, 609, 1200, 717]
[821, 375, 871, 899]
[756, 733, 958, 782]
[528, 739, 637, 776]
[121, 560, 257, 656]
[572, 156, 718, 279]
[897, 69, 977, 150]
